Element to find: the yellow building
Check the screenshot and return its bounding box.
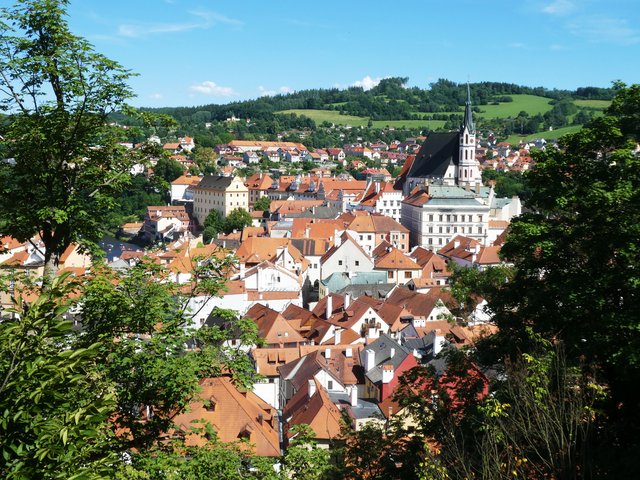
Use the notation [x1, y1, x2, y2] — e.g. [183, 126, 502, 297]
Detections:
[192, 175, 248, 226]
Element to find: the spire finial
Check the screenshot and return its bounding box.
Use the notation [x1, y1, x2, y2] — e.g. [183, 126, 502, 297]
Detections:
[463, 82, 475, 134]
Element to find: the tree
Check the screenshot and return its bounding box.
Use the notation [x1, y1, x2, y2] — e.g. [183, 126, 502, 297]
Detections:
[479, 84, 640, 475]
[280, 424, 331, 480]
[253, 196, 271, 212]
[0, 274, 118, 479]
[0, 0, 136, 283]
[153, 155, 184, 184]
[202, 209, 224, 243]
[223, 208, 253, 234]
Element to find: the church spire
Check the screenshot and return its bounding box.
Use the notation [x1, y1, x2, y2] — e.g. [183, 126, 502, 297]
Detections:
[462, 83, 475, 134]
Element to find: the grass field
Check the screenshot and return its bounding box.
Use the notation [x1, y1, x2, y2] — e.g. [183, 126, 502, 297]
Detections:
[475, 94, 554, 118]
[505, 124, 583, 144]
[276, 109, 446, 129]
[574, 99, 611, 109]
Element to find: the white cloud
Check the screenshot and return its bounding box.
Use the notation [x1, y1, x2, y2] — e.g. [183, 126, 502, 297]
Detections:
[117, 10, 242, 38]
[568, 16, 640, 45]
[190, 81, 236, 97]
[149, 93, 163, 100]
[258, 85, 293, 97]
[352, 75, 383, 91]
[541, 0, 575, 15]
[509, 42, 526, 48]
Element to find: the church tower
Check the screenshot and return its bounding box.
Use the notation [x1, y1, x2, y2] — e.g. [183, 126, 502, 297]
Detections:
[457, 84, 480, 189]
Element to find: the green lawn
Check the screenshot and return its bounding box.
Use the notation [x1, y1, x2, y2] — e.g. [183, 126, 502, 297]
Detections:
[574, 99, 611, 109]
[505, 124, 584, 144]
[277, 109, 369, 126]
[276, 109, 446, 129]
[475, 94, 554, 118]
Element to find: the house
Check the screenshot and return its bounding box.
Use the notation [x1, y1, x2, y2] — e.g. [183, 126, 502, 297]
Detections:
[179, 136, 195, 152]
[346, 213, 410, 254]
[245, 173, 273, 208]
[354, 180, 404, 223]
[244, 303, 306, 347]
[319, 232, 374, 281]
[438, 235, 503, 271]
[170, 174, 201, 204]
[360, 334, 418, 401]
[279, 347, 362, 411]
[372, 244, 422, 285]
[326, 148, 345, 161]
[408, 246, 451, 286]
[170, 377, 280, 457]
[243, 151, 261, 164]
[282, 379, 343, 448]
[191, 175, 249, 226]
[142, 205, 193, 243]
[239, 260, 303, 312]
[312, 293, 392, 344]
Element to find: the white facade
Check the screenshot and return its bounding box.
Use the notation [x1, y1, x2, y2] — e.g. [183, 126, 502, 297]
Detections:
[320, 236, 374, 280]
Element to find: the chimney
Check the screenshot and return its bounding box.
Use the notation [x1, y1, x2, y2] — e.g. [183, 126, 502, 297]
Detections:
[344, 293, 351, 309]
[350, 385, 358, 407]
[326, 295, 333, 319]
[454, 239, 460, 249]
[334, 328, 342, 345]
[365, 349, 376, 372]
[308, 379, 316, 398]
[345, 347, 353, 358]
[465, 183, 470, 192]
[390, 347, 395, 359]
[381, 364, 394, 384]
[375, 181, 380, 193]
[325, 347, 331, 359]
[257, 413, 264, 425]
[475, 181, 481, 195]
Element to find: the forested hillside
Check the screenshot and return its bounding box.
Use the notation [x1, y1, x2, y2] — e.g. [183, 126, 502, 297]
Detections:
[111, 78, 615, 147]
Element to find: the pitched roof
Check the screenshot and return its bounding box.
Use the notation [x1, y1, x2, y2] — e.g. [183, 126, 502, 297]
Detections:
[192, 175, 237, 190]
[245, 303, 305, 345]
[171, 175, 202, 186]
[283, 380, 343, 441]
[171, 377, 280, 456]
[374, 246, 421, 270]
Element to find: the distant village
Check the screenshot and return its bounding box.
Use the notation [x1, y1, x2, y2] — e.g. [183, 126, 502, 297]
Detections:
[1, 95, 540, 455]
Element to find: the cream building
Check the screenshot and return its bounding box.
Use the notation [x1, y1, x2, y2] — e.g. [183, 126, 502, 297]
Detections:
[192, 175, 248, 226]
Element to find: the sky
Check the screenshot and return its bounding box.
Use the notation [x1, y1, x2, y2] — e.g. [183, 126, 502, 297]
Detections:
[35, 0, 640, 107]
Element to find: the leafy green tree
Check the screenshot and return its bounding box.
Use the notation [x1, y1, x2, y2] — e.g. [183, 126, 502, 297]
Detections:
[253, 196, 271, 212]
[153, 155, 184, 184]
[280, 424, 331, 480]
[0, 275, 117, 479]
[202, 209, 224, 243]
[223, 208, 253, 234]
[0, 0, 135, 283]
[479, 83, 640, 475]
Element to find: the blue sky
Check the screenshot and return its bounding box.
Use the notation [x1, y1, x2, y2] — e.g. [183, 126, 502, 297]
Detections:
[55, 0, 640, 107]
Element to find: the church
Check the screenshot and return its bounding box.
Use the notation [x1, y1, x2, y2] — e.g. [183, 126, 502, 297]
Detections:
[397, 84, 480, 195]
[398, 86, 520, 250]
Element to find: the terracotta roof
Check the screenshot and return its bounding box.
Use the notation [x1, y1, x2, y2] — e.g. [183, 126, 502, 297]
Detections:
[171, 175, 202, 186]
[374, 246, 421, 270]
[172, 377, 280, 456]
[245, 303, 306, 345]
[386, 287, 454, 318]
[476, 245, 502, 265]
[283, 380, 343, 441]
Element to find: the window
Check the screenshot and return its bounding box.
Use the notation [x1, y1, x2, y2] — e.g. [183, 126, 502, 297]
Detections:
[404, 271, 412, 279]
[388, 271, 394, 279]
[355, 260, 360, 266]
[327, 380, 334, 390]
[367, 235, 372, 240]
[338, 260, 343, 266]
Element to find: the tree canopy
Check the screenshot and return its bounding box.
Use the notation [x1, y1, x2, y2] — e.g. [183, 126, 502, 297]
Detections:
[0, 0, 137, 282]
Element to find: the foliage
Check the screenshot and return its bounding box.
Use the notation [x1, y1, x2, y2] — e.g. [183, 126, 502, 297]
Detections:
[0, 0, 135, 281]
[223, 208, 253, 234]
[153, 155, 185, 184]
[0, 274, 117, 479]
[78, 257, 261, 452]
[253, 196, 271, 212]
[475, 83, 640, 475]
[336, 414, 428, 480]
[202, 209, 224, 243]
[280, 424, 331, 480]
